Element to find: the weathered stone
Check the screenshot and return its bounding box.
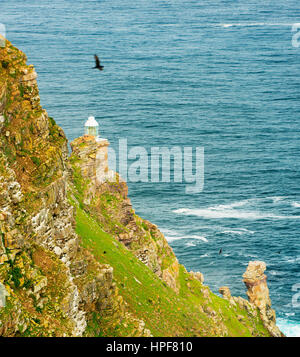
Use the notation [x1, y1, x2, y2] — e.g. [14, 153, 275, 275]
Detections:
[54, 246, 62, 256]
[70, 135, 112, 188]
[21, 69, 37, 83]
[70, 260, 88, 277]
[219, 286, 231, 299]
[243, 261, 270, 311]
[190, 271, 204, 284]
[243, 261, 282, 337]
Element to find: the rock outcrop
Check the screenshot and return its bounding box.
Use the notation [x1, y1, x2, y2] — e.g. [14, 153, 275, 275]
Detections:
[243, 261, 283, 337]
[70, 135, 181, 293]
[219, 286, 231, 300]
[218, 263, 283, 337]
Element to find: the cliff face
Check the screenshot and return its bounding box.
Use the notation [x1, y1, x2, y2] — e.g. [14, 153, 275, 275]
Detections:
[0, 37, 150, 337]
[70, 135, 180, 293]
[0, 38, 282, 337]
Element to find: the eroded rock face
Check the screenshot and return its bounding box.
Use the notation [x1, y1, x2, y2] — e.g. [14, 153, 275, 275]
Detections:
[190, 271, 204, 284]
[70, 135, 181, 294]
[219, 286, 231, 300]
[70, 135, 113, 193]
[0, 38, 150, 337]
[243, 261, 282, 337]
[243, 261, 270, 310]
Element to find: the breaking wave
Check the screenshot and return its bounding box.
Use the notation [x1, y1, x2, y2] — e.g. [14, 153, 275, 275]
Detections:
[277, 318, 300, 337]
[221, 228, 254, 235]
[174, 204, 300, 220]
[161, 228, 208, 243]
[165, 234, 208, 243]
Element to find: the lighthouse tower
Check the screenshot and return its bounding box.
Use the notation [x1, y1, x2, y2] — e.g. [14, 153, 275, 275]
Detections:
[71, 116, 114, 187]
[84, 116, 99, 138]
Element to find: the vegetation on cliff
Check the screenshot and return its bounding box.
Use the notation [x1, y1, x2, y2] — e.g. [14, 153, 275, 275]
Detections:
[0, 37, 281, 337]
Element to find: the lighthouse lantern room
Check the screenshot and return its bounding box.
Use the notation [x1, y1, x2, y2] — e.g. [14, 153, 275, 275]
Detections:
[84, 116, 99, 137]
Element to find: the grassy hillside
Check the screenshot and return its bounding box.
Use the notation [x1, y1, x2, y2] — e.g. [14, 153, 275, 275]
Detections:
[73, 198, 270, 337]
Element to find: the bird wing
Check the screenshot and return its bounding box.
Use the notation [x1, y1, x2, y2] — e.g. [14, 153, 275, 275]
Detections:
[94, 54, 101, 67]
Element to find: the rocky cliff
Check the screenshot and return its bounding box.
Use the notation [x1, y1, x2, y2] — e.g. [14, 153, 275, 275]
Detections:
[0, 36, 150, 337]
[0, 37, 283, 337]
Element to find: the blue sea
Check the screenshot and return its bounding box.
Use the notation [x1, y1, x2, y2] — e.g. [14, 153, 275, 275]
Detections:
[1, 0, 300, 336]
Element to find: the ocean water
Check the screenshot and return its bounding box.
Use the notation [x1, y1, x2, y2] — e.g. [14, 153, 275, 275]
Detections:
[1, 0, 300, 336]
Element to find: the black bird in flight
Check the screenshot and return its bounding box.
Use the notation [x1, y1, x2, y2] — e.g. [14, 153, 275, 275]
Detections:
[219, 248, 223, 255]
[93, 55, 104, 71]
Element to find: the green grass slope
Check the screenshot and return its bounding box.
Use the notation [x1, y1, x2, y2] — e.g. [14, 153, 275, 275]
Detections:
[73, 200, 270, 337]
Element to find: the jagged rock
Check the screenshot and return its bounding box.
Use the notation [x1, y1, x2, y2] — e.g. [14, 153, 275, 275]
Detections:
[162, 260, 179, 293]
[190, 271, 204, 284]
[243, 261, 270, 310]
[204, 305, 216, 317]
[219, 286, 231, 299]
[70, 260, 88, 277]
[33, 277, 47, 294]
[243, 261, 282, 337]
[70, 135, 112, 190]
[232, 296, 256, 316]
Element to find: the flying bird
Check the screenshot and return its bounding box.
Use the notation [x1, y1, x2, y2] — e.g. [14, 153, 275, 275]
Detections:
[93, 55, 104, 71]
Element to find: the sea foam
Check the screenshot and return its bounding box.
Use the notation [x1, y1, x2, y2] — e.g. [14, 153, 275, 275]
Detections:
[174, 205, 300, 220]
[277, 318, 300, 337]
[165, 234, 208, 243]
[221, 228, 254, 235]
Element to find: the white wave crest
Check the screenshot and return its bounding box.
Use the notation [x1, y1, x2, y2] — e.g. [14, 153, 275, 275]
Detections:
[221, 228, 254, 235]
[284, 256, 300, 264]
[269, 270, 284, 276]
[174, 207, 300, 220]
[185, 242, 196, 247]
[200, 253, 209, 258]
[269, 196, 288, 203]
[292, 202, 300, 208]
[160, 228, 179, 236]
[165, 234, 208, 243]
[160, 228, 208, 243]
[277, 318, 300, 337]
[213, 200, 250, 210]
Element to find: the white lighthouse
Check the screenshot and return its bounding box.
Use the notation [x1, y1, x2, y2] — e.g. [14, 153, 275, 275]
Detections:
[71, 116, 115, 185]
[84, 116, 99, 138]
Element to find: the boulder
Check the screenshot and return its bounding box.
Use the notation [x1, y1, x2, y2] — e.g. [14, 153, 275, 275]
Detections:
[219, 286, 231, 300]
